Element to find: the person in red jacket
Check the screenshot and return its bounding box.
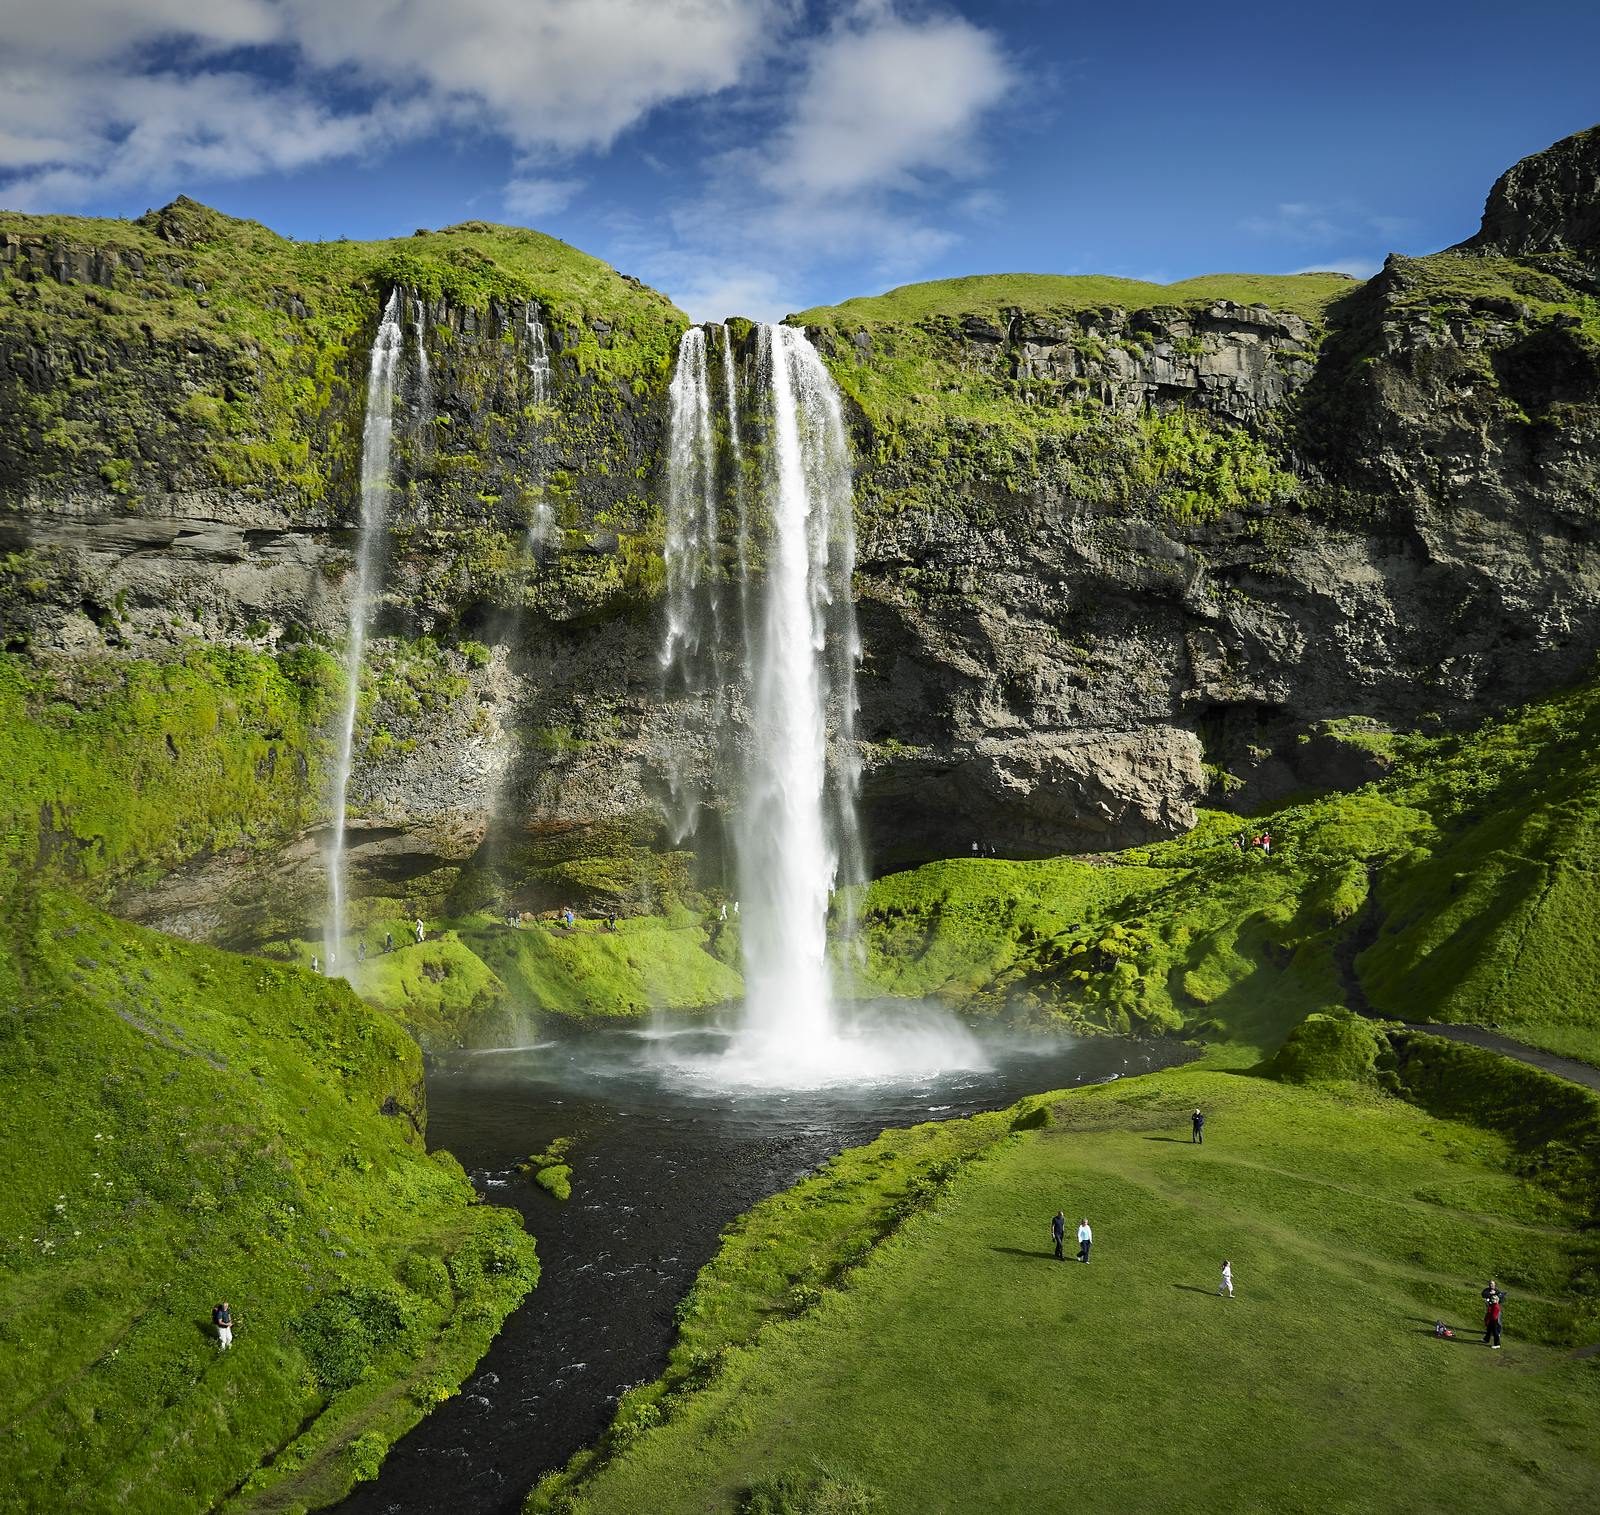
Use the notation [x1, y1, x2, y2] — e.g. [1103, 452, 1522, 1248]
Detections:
[1482, 1281, 1504, 1348]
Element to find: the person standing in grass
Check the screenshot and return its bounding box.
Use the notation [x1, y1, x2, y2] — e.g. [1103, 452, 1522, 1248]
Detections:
[1191, 1108, 1205, 1144]
[1052, 1210, 1066, 1261]
[212, 1301, 232, 1350]
[1482, 1281, 1504, 1348]
[1077, 1218, 1093, 1264]
[1219, 1260, 1233, 1297]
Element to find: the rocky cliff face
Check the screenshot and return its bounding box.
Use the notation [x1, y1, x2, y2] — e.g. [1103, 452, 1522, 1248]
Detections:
[3, 129, 1599, 936]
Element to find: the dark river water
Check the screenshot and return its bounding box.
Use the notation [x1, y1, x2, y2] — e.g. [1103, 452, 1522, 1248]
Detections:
[332, 1009, 1190, 1515]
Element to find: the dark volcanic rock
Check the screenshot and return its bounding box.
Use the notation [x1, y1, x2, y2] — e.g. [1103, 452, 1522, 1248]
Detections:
[1465, 124, 1600, 257]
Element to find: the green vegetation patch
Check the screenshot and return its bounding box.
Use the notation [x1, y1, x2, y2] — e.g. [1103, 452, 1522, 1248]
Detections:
[0, 646, 334, 896]
[538, 1059, 1600, 1515]
[851, 677, 1600, 1064]
[0, 198, 685, 505]
[0, 887, 538, 1515]
[792, 271, 1358, 327]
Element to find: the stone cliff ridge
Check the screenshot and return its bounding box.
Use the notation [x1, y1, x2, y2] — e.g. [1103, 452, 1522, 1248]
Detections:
[2, 128, 1599, 940]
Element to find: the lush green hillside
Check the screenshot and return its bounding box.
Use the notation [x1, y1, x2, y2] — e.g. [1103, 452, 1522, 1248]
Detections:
[0, 886, 538, 1515]
[793, 270, 1360, 326]
[848, 678, 1600, 1066]
[0, 197, 684, 505]
[529, 1046, 1600, 1514]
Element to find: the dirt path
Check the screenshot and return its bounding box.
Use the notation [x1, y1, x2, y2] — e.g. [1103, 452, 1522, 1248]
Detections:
[1401, 1023, 1600, 1095]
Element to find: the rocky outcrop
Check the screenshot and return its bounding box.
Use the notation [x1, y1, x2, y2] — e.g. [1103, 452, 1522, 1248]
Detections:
[1465, 124, 1600, 258]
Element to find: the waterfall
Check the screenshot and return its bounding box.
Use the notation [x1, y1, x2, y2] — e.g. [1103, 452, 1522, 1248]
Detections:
[412, 291, 430, 388]
[525, 302, 552, 406]
[737, 324, 859, 1048]
[524, 302, 556, 559]
[659, 322, 862, 1062]
[323, 289, 405, 971]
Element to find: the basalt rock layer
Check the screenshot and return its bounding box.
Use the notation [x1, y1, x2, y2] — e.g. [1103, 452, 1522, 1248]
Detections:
[3, 128, 1600, 937]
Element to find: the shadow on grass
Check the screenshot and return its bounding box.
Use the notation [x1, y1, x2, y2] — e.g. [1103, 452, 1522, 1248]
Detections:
[1172, 1285, 1221, 1296]
[1141, 1136, 1190, 1144]
[990, 1246, 1060, 1262]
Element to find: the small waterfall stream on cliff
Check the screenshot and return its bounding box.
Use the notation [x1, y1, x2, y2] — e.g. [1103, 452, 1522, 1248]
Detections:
[524, 302, 557, 559]
[660, 324, 980, 1084]
[322, 290, 406, 970]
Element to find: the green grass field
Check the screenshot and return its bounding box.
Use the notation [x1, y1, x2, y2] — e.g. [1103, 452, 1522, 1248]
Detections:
[536, 1057, 1600, 1515]
[792, 271, 1360, 326]
[0, 886, 537, 1514]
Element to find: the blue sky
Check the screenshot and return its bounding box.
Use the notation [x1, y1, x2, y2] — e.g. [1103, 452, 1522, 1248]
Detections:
[2, 1, 1597, 320]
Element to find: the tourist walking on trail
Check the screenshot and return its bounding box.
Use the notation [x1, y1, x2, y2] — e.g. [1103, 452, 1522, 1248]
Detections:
[1052, 1209, 1066, 1261]
[414, 918, 425, 944]
[1219, 1260, 1234, 1297]
[1191, 1108, 1205, 1144]
[1077, 1218, 1093, 1264]
[212, 1301, 233, 1350]
[1482, 1281, 1504, 1348]
[385, 930, 394, 953]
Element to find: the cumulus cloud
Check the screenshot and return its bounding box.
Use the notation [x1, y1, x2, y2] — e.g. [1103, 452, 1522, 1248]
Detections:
[759, 11, 1011, 198]
[0, 0, 1017, 321]
[652, 6, 1017, 318]
[0, 0, 781, 208]
[504, 173, 584, 220]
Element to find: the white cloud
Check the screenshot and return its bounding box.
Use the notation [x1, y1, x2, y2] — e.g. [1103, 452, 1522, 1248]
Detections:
[759, 12, 1011, 198]
[0, 0, 783, 208]
[652, 6, 1017, 319]
[504, 174, 583, 220]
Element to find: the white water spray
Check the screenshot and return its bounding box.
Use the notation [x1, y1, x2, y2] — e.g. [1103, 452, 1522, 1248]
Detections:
[324, 289, 404, 970]
[659, 323, 981, 1084]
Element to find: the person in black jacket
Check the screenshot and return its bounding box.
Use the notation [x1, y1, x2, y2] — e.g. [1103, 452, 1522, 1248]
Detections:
[212, 1301, 233, 1350]
[1051, 1210, 1066, 1261]
[1191, 1108, 1205, 1144]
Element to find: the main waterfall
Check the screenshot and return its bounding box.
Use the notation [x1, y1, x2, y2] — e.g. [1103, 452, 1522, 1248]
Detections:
[661, 321, 945, 1083]
[737, 325, 860, 1054]
[323, 290, 407, 971]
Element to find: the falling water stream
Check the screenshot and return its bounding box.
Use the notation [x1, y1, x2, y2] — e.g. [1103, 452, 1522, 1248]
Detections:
[323, 290, 405, 970]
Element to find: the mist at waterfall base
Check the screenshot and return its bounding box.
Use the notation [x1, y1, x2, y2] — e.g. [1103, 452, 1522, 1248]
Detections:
[335, 1019, 1190, 1515]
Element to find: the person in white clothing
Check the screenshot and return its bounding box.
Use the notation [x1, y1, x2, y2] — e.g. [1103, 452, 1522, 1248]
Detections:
[1076, 1219, 1093, 1264]
[1219, 1260, 1234, 1297]
[414, 918, 425, 944]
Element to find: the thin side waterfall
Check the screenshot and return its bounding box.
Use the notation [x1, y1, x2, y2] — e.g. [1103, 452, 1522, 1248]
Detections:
[324, 289, 405, 971]
[659, 325, 718, 843]
[524, 303, 557, 559]
[412, 292, 430, 388]
[525, 302, 552, 404]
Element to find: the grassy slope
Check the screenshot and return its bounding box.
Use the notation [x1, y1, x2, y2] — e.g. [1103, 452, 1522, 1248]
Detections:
[0, 887, 537, 1515]
[541, 1058, 1600, 1515]
[848, 679, 1600, 1066]
[793, 270, 1358, 326]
